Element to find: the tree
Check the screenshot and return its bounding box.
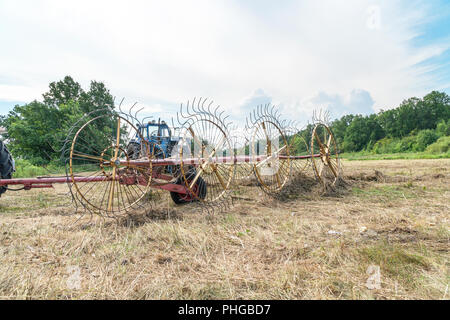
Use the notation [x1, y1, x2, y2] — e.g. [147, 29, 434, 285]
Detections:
[3, 101, 81, 164]
[415, 129, 438, 151]
[378, 91, 450, 139]
[3, 76, 116, 165]
[43, 76, 83, 108]
[79, 81, 115, 114]
[342, 115, 384, 152]
[331, 114, 355, 148]
[421, 91, 450, 129]
[436, 119, 450, 137]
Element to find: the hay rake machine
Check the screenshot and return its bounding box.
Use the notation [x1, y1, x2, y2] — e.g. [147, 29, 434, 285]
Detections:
[0, 99, 342, 217]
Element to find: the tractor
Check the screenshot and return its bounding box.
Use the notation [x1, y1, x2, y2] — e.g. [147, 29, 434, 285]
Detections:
[127, 118, 180, 159]
[125, 118, 205, 204]
[0, 140, 14, 197]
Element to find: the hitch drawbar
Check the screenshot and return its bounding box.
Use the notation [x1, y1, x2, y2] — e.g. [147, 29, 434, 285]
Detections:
[0, 176, 108, 190]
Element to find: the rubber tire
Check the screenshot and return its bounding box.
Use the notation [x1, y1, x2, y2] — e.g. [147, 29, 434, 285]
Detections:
[170, 175, 207, 205]
[0, 141, 14, 197]
[127, 142, 141, 160]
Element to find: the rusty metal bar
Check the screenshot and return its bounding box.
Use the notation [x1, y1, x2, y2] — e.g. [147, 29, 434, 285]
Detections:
[125, 153, 321, 167]
[0, 154, 321, 189]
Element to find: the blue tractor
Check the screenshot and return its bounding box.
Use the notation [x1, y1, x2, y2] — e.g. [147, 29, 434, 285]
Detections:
[126, 118, 206, 204]
[127, 118, 180, 159]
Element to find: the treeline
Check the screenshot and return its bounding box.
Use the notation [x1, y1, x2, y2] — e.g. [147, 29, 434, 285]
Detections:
[1, 76, 449, 166]
[293, 91, 450, 155]
[0, 76, 115, 165]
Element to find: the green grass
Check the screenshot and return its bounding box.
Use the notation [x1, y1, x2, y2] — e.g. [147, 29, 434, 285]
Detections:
[359, 243, 431, 289]
[340, 151, 450, 161]
[352, 185, 421, 200]
[12, 159, 103, 178]
[13, 160, 54, 178]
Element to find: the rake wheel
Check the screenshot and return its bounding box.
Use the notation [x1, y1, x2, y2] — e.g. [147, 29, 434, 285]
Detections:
[251, 119, 291, 194]
[310, 123, 341, 186]
[285, 124, 310, 175]
[179, 118, 234, 203]
[69, 113, 152, 216]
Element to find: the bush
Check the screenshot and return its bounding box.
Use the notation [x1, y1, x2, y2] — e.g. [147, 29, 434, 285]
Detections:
[436, 119, 450, 137]
[414, 129, 438, 151]
[372, 136, 416, 154]
[426, 136, 450, 154]
[372, 137, 394, 154]
[13, 159, 50, 178]
[394, 135, 417, 152]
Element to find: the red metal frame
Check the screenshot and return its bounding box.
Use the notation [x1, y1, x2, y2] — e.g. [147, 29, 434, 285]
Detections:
[0, 154, 320, 192]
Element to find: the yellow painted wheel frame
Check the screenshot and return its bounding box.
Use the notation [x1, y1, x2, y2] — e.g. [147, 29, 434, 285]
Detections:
[69, 114, 152, 216]
[179, 119, 235, 203]
[310, 123, 341, 186]
[251, 120, 291, 194]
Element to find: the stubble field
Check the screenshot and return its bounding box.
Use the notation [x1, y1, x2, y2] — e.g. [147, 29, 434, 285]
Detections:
[0, 159, 448, 299]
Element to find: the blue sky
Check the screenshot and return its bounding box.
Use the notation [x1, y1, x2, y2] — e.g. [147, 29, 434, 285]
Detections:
[0, 0, 449, 125]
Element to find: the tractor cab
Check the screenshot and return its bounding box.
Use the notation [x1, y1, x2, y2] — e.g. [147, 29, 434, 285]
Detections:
[142, 120, 172, 156]
[128, 118, 180, 159]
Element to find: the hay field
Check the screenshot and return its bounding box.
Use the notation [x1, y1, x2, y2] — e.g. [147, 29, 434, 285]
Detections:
[0, 159, 448, 299]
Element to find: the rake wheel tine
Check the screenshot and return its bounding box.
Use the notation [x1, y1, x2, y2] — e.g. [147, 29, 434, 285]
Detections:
[213, 104, 220, 119]
[197, 97, 203, 113]
[206, 100, 213, 116]
[201, 97, 208, 114]
[201, 98, 209, 112]
[196, 97, 202, 113]
[134, 106, 144, 121]
[176, 110, 182, 127]
[183, 101, 188, 118]
[190, 98, 196, 115]
[141, 116, 153, 123]
[214, 105, 220, 119]
[203, 97, 210, 113]
[205, 99, 212, 115]
[274, 106, 280, 120]
[219, 109, 226, 121]
[187, 100, 193, 117]
[223, 116, 231, 128]
[185, 101, 190, 117]
[192, 97, 199, 113]
[117, 98, 125, 114]
[118, 97, 125, 110]
[180, 102, 187, 120]
[127, 101, 136, 117]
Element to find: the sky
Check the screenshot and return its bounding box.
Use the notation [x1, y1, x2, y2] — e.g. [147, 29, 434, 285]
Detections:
[0, 0, 449, 127]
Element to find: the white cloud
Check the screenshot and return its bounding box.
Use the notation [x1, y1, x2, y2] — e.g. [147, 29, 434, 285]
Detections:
[0, 84, 46, 102]
[308, 89, 375, 118]
[0, 0, 448, 123]
[237, 89, 272, 114]
[277, 89, 375, 128]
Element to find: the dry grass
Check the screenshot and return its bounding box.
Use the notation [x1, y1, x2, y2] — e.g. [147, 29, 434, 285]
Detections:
[0, 159, 448, 299]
